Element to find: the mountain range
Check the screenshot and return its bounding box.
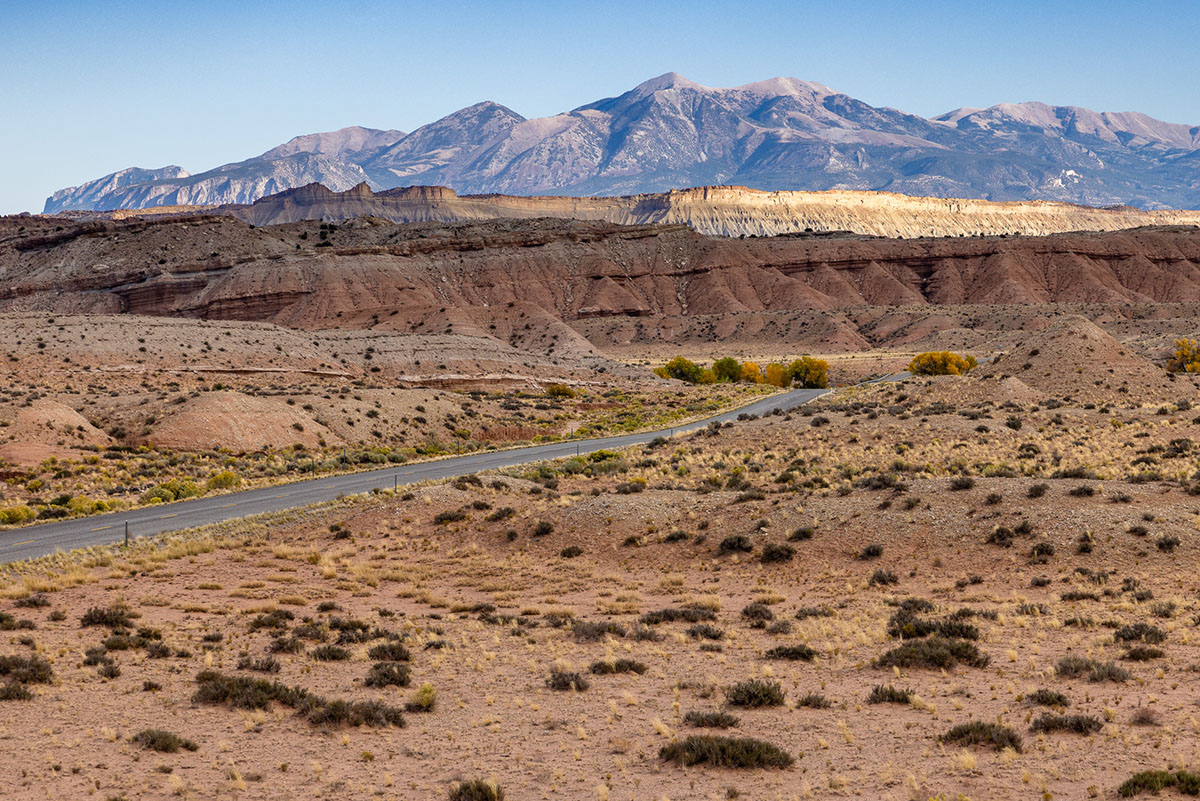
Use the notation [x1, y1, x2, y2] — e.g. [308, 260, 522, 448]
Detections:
[44, 73, 1200, 214]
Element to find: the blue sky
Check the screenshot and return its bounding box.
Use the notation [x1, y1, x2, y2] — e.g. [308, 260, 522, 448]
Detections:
[3, 0, 1197, 213]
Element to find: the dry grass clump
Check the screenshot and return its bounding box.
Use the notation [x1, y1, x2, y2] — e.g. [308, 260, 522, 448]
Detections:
[405, 683, 437, 713]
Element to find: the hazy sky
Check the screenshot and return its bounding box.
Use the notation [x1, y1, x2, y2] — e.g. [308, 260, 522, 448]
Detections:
[4, 0, 1198, 213]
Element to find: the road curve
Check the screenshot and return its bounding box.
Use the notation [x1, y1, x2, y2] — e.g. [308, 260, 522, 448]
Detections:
[0, 385, 834, 563]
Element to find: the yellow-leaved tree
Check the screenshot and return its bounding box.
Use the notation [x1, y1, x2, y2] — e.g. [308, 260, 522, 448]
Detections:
[740, 361, 763, 383]
[907, 351, 978, 376]
[763, 362, 789, 387]
[1167, 338, 1200, 373]
[788, 357, 830, 388]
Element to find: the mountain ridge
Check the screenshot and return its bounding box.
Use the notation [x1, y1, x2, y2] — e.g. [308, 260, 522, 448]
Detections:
[44, 73, 1200, 213]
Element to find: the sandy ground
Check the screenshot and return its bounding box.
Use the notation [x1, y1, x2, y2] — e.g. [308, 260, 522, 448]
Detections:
[2, 347, 1200, 799]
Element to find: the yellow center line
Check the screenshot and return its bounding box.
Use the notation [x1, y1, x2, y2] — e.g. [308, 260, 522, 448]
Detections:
[13, 540, 33, 546]
[91, 526, 112, 532]
[221, 504, 236, 508]
[159, 514, 178, 519]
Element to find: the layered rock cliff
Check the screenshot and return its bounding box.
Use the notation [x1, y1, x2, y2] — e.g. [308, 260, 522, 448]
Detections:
[226, 182, 1200, 240]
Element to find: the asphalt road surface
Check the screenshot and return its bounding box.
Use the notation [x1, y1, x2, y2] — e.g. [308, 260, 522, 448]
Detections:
[0, 384, 846, 563]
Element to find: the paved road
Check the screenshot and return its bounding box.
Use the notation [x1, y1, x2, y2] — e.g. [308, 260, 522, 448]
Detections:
[0, 385, 836, 563]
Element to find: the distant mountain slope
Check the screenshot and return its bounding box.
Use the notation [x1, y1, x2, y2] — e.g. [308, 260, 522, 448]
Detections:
[45, 74, 1200, 213]
[44, 127, 404, 213]
[44, 166, 190, 213]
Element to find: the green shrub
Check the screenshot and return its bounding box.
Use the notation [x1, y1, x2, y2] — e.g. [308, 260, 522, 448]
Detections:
[788, 526, 815, 541]
[725, 678, 784, 708]
[248, 608, 294, 631]
[741, 602, 774, 622]
[876, 637, 989, 669]
[940, 721, 1022, 752]
[1027, 689, 1069, 707]
[760, 543, 795, 563]
[132, 728, 198, 753]
[236, 656, 281, 673]
[659, 735, 793, 768]
[1114, 623, 1166, 644]
[640, 608, 715, 625]
[1056, 655, 1129, 682]
[572, 620, 625, 642]
[886, 609, 979, 641]
[0, 505, 36, 525]
[0, 682, 33, 701]
[433, 508, 468, 524]
[206, 471, 241, 490]
[763, 645, 816, 661]
[1029, 713, 1102, 734]
[589, 659, 646, 675]
[311, 645, 350, 661]
[1117, 770, 1198, 797]
[858, 543, 883, 560]
[869, 569, 899, 586]
[1124, 646, 1165, 661]
[80, 606, 133, 628]
[449, 779, 504, 801]
[717, 534, 753, 555]
[192, 670, 404, 728]
[867, 684, 912, 704]
[683, 710, 739, 728]
[796, 693, 831, 709]
[546, 668, 588, 691]
[367, 642, 411, 662]
[365, 662, 411, 688]
[686, 623, 724, 641]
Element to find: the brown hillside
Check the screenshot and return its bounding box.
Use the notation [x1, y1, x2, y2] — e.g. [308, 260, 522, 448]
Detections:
[975, 315, 1177, 403]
